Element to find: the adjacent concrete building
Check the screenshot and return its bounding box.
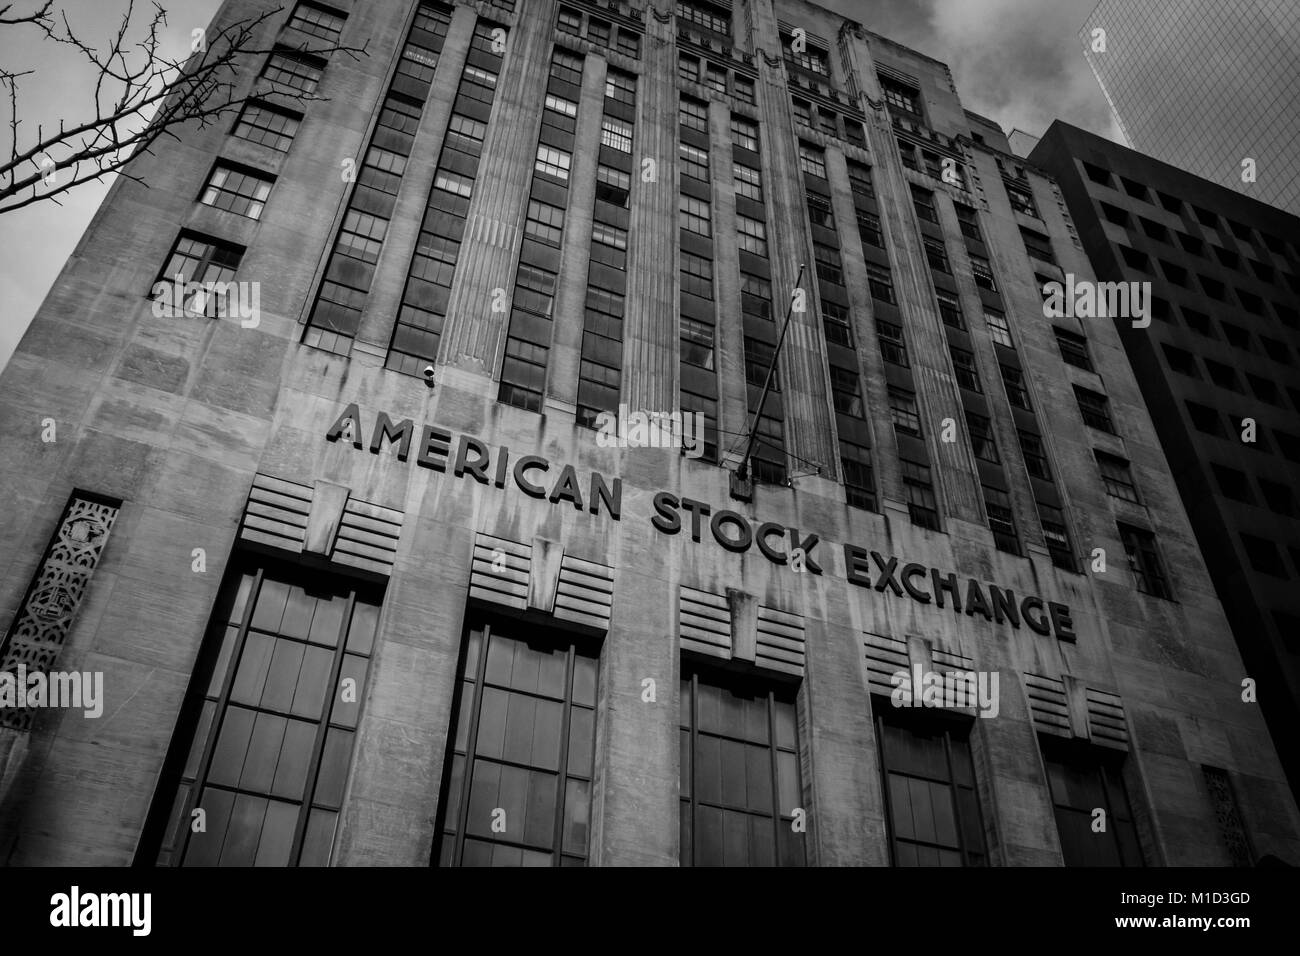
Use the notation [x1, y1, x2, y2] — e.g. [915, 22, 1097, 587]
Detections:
[1030, 119, 1300, 806]
[1079, 0, 1300, 216]
[1, 0, 1296, 867]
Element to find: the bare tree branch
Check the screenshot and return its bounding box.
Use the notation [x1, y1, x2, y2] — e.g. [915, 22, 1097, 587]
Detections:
[0, 0, 368, 214]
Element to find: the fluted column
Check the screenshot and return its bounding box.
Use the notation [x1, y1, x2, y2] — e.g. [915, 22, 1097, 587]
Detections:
[439, 0, 558, 374]
[750, 2, 837, 478]
[839, 25, 985, 526]
[619, 1, 679, 415]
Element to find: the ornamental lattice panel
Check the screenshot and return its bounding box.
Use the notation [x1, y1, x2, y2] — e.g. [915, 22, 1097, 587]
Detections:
[0, 494, 120, 731]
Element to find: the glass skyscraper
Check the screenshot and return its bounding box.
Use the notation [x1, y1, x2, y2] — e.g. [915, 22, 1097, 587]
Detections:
[1080, 0, 1300, 216]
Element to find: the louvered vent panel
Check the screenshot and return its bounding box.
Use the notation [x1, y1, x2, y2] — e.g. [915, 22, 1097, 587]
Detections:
[554, 554, 614, 631]
[756, 605, 805, 677]
[469, 534, 530, 610]
[334, 498, 402, 575]
[863, 633, 909, 697]
[1087, 687, 1130, 752]
[240, 474, 310, 553]
[1025, 673, 1072, 739]
[679, 586, 730, 659]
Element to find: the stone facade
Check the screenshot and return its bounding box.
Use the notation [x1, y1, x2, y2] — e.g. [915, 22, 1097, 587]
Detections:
[0, 0, 1296, 866]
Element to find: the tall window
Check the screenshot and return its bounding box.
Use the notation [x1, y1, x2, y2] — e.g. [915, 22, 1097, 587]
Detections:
[966, 411, 998, 463]
[1074, 386, 1114, 433]
[435, 617, 599, 866]
[798, 143, 827, 178]
[288, 3, 347, 41]
[1018, 430, 1051, 481]
[901, 458, 939, 530]
[730, 115, 759, 152]
[985, 311, 1012, 348]
[1039, 503, 1076, 572]
[676, 0, 730, 35]
[148, 560, 381, 866]
[200, 164, 274, 220]
[260, 48, 326, 93]
[879, 77, 921, 116]
[936, 290, 963, 329]
[889, 386, 921, 437]
[1043, 743, 1142, 866]
[877, 321, 909, 367]
[984, 485, 1019, 554]
[876, 710, 987, 866]
[232, 100, 302, 151]
[1054, 327, 1092, 370]
[1000, 364, 1031, 410]
[1118, 522, 1171, 599]
[154, 231, 244, 316]
[680, 666, 804, 866]
[1096, 451, 1139, 503]
[950, 347, 980, 392]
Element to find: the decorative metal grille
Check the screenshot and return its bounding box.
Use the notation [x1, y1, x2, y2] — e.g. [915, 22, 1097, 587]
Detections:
[0, 493, 120, 731]
[1202, 766, 1252, 867]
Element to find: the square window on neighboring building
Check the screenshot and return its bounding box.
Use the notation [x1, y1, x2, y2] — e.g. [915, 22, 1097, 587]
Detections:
[1119, 176, 1148, 202]
[1042, 741, 1143, 866]
[1211, 463, 1253, 503]
[1161, 344, 1199, 378]
[679, 665, 805, 867]
[1184, 400, 1225, 437]
[875, 709, 987, 866]
[1258, 477, 1297, 517]
[435, 616, 600, 866]
[1241, 534, 1288, 578]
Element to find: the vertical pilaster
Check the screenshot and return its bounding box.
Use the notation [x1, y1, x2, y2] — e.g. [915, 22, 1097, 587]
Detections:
[620, 1, 679, 415]
[750, 2, 837, 478]
[440, 0, 558, 375]
[839, 27, 984, 526]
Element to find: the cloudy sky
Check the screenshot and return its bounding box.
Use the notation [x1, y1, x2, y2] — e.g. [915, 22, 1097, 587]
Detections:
[0, 0, 1119, 373]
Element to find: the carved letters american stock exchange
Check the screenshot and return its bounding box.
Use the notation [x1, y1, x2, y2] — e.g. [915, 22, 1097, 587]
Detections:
[327, 405, 1076, 641]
